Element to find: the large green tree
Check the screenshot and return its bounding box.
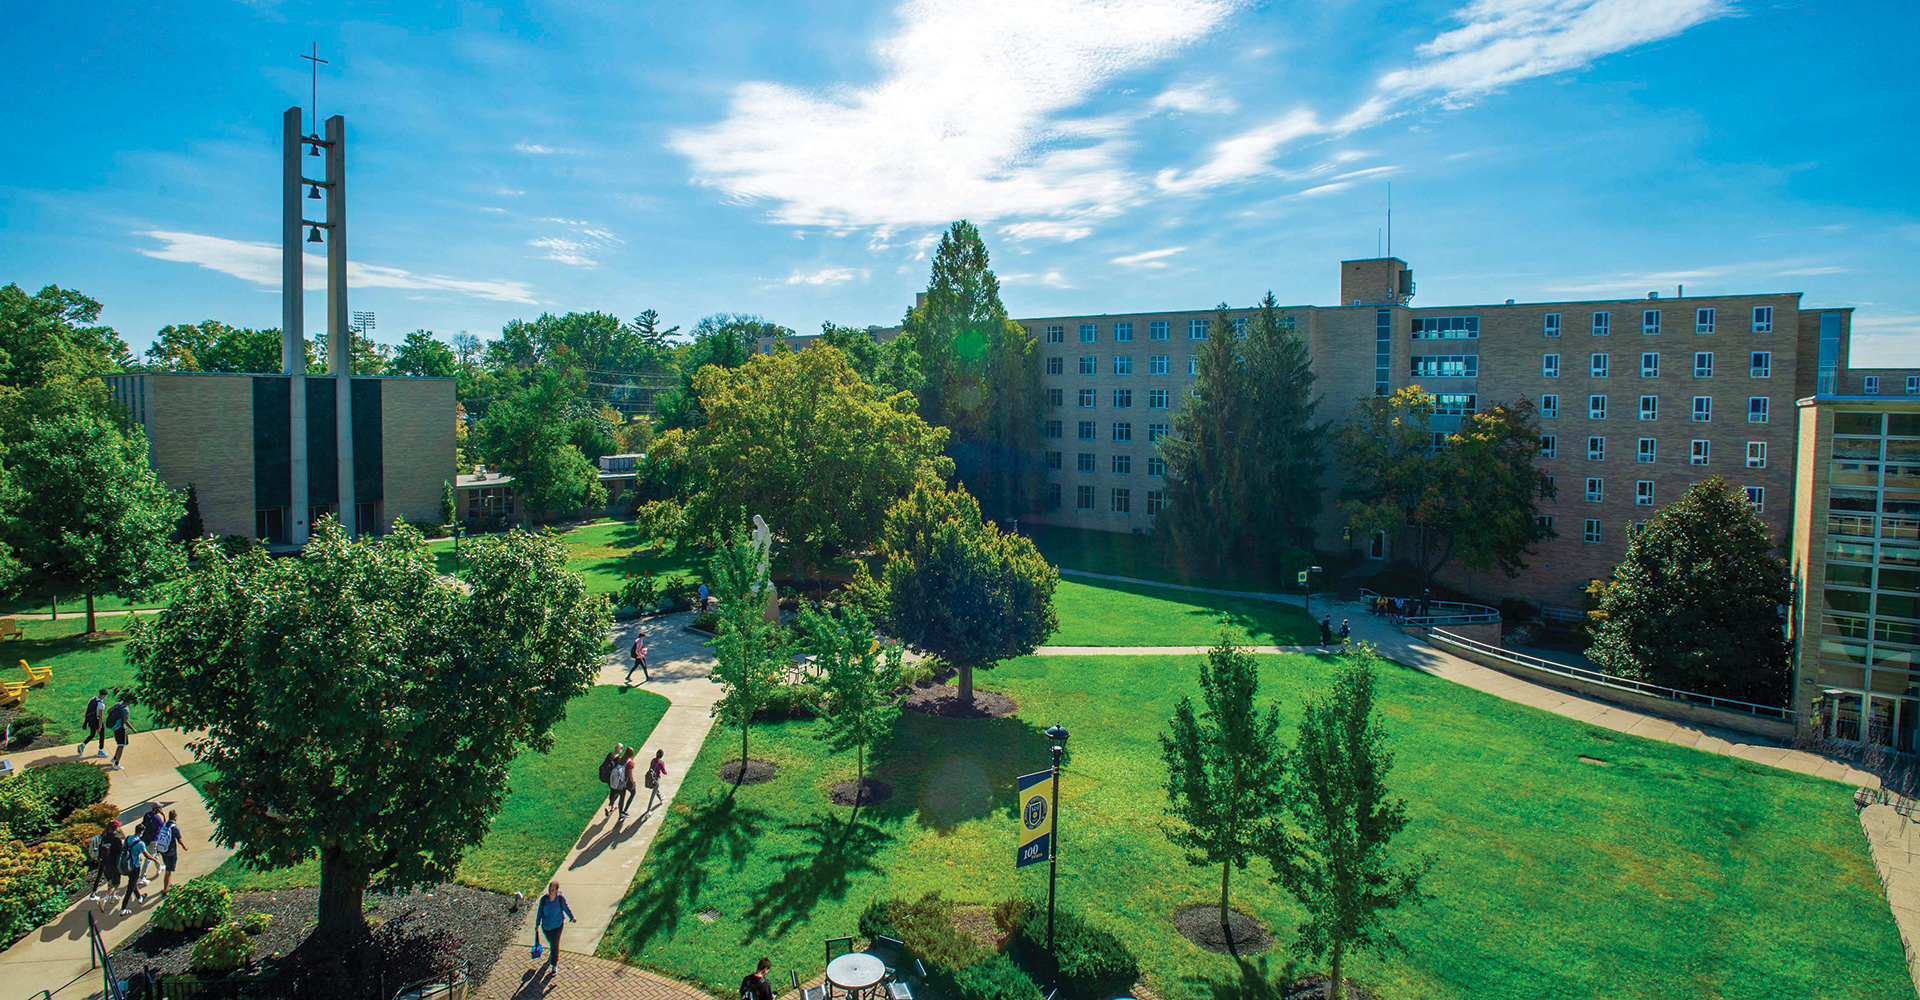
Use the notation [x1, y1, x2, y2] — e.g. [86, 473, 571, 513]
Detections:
[1161, 294, 1325, 573]
[1160, 634, 1288, 952]
[386, 330, 459, 379]
[654, 313, 794, 430]
[896, 222, 1044, 522]
[144, 320, 288, 373]
[1587, 477, 1792, 703]
[799, 602, 903, 802]
[1336, 388, 1555, 587]
[1270, 643, 1432, 1000]
[127, 523, 606, 939]
[874, 477, 1057, 706]
[706, 530, 789, 780]
[0, 283, 129, 389]
[470, 367, 607, 522]
[653, 346, 952, 584]
[818, 322, 924, 399]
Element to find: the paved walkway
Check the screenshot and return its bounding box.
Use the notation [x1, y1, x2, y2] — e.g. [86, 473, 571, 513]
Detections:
[0, 728, 233, 999]
[1862, 803, 1920, 990]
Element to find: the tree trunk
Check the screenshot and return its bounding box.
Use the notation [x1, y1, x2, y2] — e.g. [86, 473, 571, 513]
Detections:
[793, 552, 806, 595]
[50, 600, 56, 621]
[1327, 939, 1343, 1000]
[740, 721, 751, 780]
[958, 664, 974, 706]
[317, 849, 370, 941]
[1219, 862, 1234, 952]
[85, 594, 97, 634]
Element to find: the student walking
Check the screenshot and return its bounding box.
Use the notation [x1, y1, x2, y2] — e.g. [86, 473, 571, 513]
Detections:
[697, 582, 710, 612]
[89, 821, 124, 908]
[153, 809, 187, 893]
[136, 803, 164, 886]
[1319, 616, 1333, 646]
[626, 632, 649, 684]
[118, 827, 149, 914]
[534, 882, 576, 972]
[1337, 619, 1352, 643]
[642, 749, 667, 814]
[618, 750, 639, 817]
[603, 743, 628, 817]
[78, 689, 108, 756]
[741, 958, 775, 1000]
[104, 696, 133, 770]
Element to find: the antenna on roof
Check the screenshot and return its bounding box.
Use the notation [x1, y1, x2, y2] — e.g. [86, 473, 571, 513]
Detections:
[1386, 181, 1392, 258]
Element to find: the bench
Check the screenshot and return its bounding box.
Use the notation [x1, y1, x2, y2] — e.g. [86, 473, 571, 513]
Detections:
[0, 619, 21, 642]
[18, 659, 49, 687]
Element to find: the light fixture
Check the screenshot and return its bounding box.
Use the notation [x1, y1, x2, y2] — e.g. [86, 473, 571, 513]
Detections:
[307, 184, 321, 200]
[307, 226, 324, 244]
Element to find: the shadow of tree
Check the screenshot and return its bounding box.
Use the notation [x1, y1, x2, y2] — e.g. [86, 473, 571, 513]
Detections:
[858, 710, 1056, 834]
[742, 810, 894, 940]
[606, 792, 768, 950]
[1190, 953, 1297, 1000]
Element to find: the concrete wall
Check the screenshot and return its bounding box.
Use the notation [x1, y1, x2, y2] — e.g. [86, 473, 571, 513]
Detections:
[147, 373, 256, 538]
[378, 376, 456, 528]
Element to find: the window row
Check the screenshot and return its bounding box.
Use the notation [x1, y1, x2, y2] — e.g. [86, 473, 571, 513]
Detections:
[1540, 435, 1769, 468]
[1570, 479, 1765, 510]
[1045, 356, 1197, 376]
[1542, 352, 1772, 380]
[1542, 306, 1772, 338]
[1045, 451, 1168, 477]
[1051, 484, 1166, 515]
[1861, 375, 1920, 396]
[1051, 388, 1174, 409]
[1043, 420, 1170, 441]
[1541, 394, 1771, 423]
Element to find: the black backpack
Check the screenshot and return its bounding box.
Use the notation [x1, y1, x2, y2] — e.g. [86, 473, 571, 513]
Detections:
[598, 753, 617, 784]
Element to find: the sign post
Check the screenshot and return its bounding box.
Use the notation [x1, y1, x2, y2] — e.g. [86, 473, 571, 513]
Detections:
[1017, 722, 1073, 952]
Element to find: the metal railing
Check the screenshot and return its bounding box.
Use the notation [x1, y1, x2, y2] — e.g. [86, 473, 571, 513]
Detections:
[1429, 627, 1795, 721]
[88, 912, 125, 1000]
[1358, 589, 1501, 626]
[1539, 605, 1584, 624]
[391, 964, 469, 1000]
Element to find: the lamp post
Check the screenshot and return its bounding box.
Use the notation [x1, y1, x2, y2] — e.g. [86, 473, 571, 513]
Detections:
[1043, 723, 1070, 952]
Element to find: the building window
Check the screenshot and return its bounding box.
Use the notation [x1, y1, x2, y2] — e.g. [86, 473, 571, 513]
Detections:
[1695, 307, 1715, 335]
[1637, 438, 1656, 463]
[1539, 435, 1557, 459]
[1865, 376, 1881, 395]
[1079, 323, 1096, 343]
[1047, 483, 1062, 509]
[1584, 518, 1602, 543]
[1818, 313, 1842, 393]
[1150, 320, 1170, 341]
[1148, 389, 1169, 409]
[1585, 477, 1603, 502]
[1543, 313, 1561, 338]
[1691, 439, 1710, 465]
[1147, 456, 1165, 477]
[1078, 388, 1096, 408]
[1590, 353, 1609, 378]
[1434, 393, 1477, 415]
[1079, 357, 1096, 376]
[1111, 488, 1131, 513]
[1410, 316, 1480, 339]
[1375, 308, 1393, 397]
[1909, 375, 1919, 395]
[1538, 515, 1554, 532]
[1636, 480, 1654, 506]
[1046, 451, 1062, 470]
[1233, 317, 1249, 338]
[1642, 309, 1661, 335]
[1114, 356, 1133, 376]
[1047, 388, 1063, 408]
[1589, 395, 1607, 420]
[1045, 420, 1062, 438]
[1077, 421, 1094, 440]
[1076, 485, 1094, 510]
[1077, 453, 1095, 472]
[1543, 354, 1560, 378]
[1045, 325, 1064, 344]
[1114, 322, 1133, 342]
[1750, 352, 1770, 378]
[1748, 396, 1769, 423]
[1541, 394, 1558, 418]
[1410, 355, 1479, 377]
[1746, 441, 1766, 468]
[1148, 422, 1169, 441]
[1587, 437, 1605, 462]
[1639, 395, 1657, 421]
[1641, 352, 1659, 378]
[1744, 486, 1763, 512]
[1693, 352, 1713, 378]
[1046, 357, 1063, 376]
[1592, 311, 1610, 337]
[1112, 454, 1131, 474]
[1113, 389, 1133, 408]
[1146, 490, 1165, 515]
[1113, 422, 1132, 442]
[1189, 319, 1208, 340]
[1692, 396, 1712, 422]
[1188, 356, 1198, 376]
[1149, 355, 1169, 375]
[1752, 306, 1773, 333]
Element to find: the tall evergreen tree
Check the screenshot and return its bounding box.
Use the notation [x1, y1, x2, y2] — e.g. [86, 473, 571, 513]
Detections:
[1587, 476, 1792, 703]
[177, 482, 207, 542]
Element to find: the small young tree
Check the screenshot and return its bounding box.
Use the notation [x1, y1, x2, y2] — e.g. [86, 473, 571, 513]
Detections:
[177, 482, 207, 543]
[1159, 633, 1288, 951]
[1587, 476, 1792, 703]
[127, 522, 606, 939]
[799, 602, 903, 801]
[440, 480, 458, 526]
[1270, 642, 1432, 1000]
[707, 529, 789, 780]
[876, 478, 1057, 707]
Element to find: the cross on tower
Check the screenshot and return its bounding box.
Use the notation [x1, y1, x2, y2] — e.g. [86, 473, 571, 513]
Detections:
[300, 43, 328, 140]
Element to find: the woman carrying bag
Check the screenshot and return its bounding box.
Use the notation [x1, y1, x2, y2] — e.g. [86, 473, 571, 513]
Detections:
[532, 882, 576, 972]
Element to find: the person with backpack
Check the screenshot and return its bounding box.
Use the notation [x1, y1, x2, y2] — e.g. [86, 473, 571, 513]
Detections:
[153, 809, 187, 894]
[642, 749, 668, 815]
[617, 750, 639, 817]
[741, 958, 774, 1000]
[78, 689, 109, 757]
[89, 820, 124, 907]
[604, 743, 628, 818]
[136, 803, 164, 886]
[1337, 619, 1352, 643]
[534, 882, 575, 972]
[104, 696, 133, 770]
[118, 827, 150, 914]
[1319, 615, 1333, 646]
[626, 632, 649, 684]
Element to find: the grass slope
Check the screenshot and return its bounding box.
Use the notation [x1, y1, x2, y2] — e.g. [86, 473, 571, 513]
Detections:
[600, 652, 1908, 1000]
[210, 684, 669, 898]
[6, 615, 150, 741]
[1050, 578, 1317, 646]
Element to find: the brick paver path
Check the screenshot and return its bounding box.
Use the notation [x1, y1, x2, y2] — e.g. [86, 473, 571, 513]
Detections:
[473, 950, 711, 1000]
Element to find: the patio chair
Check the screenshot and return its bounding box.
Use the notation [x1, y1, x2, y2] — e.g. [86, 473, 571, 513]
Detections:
[0, 618, 22, 641]
[886, 960, 926, 1000]
[791, 970, 827, 1000]
[0, 679, 27, 708]
[866, 936, 907, 978]
[19, 659, 50, 687]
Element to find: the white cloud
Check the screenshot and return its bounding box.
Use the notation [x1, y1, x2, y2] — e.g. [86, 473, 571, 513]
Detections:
[1111, 246, 1186, 268]
[1150, 80, 1237, 115]
[1001, 221, 1094, 242]
[135, 230, 538, 304]
[671, 0, 1244, 233]
[514, 142, 579, 155]
[1001, 270, 1072, 288]
[785, 267, 861, 286]
[528, 219, 623, 268]
[1541, 267, 1730, 296]
[1775, 266, 1849, 276]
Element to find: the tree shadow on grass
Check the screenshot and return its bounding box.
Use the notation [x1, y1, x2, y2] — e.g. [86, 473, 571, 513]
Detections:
[607, 791, 768, 950]
[1189, 953, 1297, 1000]
[860, 710, 1056, 834]
[742, 809, 894, 940]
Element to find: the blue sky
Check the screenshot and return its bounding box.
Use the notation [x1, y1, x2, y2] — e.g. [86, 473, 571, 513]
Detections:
[3, 0, 1917, 365]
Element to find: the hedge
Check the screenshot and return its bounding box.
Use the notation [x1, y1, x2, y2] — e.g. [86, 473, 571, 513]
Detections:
[0, 831, 88, 946]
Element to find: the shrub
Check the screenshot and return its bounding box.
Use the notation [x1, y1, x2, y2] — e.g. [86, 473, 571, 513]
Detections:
[3, 712, 45, 749]
[242, 910, 272, 935]
[755, 683, 819, 721]
[0, 835, 87, 946]
[51, 822, 104, 850]
[612, 489, 642, 519]
[992, 896, 1031, 936]
[1016, 909, 1138, 998]
[633, 500, 685, 545]
[218, 534, 258, 557]
[866, 893, 991, 975]
[65, 801, 120, 826]
[27, 761, 111, 819]
[618, 573, 660, 612]
[949, 954, 1041, 1000]
[662, 577, 696, 610]
[0, 778, 51, 841]
[416, 521, 450, 540]
[690, 611, 719, 633]
[190, 921, 256, 972]
[152, 878, 233, 932]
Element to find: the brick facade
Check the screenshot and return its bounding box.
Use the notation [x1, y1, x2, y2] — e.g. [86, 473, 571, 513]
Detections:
[380, 376, 457, 528]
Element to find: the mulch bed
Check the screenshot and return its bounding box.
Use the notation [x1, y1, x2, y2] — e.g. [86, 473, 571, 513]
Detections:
[1173, 904, 1272, 955]
[719, 758, 780, 785]
[108, 884, 520, 999]
[827, 778, 893, 807]
[1280, 976, 1382, 1000]
[902, 685, 1019, 719]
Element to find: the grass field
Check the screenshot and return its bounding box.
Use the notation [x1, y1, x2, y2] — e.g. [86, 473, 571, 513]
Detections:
[1050, 578, 1318, 646]
[600, 651, 1910, 1000]
[427, 520, 710, 598]
[207, 683, 670, 898]
[5, 615, 152, 741]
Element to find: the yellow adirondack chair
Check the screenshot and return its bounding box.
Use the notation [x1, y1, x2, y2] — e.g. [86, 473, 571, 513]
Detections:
[19, 659, 50, 687]
[0, 618, 22, 641]
[0, 679, 26, 707]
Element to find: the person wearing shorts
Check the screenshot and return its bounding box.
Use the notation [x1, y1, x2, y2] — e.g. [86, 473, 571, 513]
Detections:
[154, 809, 187, 893]
[104, 696, 132, 770]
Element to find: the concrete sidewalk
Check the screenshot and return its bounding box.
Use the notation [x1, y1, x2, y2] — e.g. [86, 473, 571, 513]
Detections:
[0, 728, 233, 999]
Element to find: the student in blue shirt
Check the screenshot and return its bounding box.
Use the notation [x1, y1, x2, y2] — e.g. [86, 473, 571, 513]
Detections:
[535, 881, 576, 971]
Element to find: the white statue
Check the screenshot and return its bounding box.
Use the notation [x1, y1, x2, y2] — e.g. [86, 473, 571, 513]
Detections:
[750, 514, 779, 622]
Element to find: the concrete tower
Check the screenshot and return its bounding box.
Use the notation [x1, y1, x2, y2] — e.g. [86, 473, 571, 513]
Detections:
[281, 107, 309, 545]
[284, 106, 357, 540]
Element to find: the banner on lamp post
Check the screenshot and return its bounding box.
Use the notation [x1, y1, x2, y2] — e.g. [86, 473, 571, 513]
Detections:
[1015, 769, 1053, 868]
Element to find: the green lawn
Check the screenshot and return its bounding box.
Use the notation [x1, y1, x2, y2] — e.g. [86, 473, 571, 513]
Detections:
[6, 616, 153, 741]
[0, 588, 176, 618]
[1026, 525, 1355, 594]
[208, 683, 670, 898]
[428, 520, 708, 598]
[600, 652, 1909, 1000]
[1049, 578, 1317, 646]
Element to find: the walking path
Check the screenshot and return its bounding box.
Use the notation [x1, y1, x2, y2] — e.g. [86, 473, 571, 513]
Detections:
[0, 728, 233, 999]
